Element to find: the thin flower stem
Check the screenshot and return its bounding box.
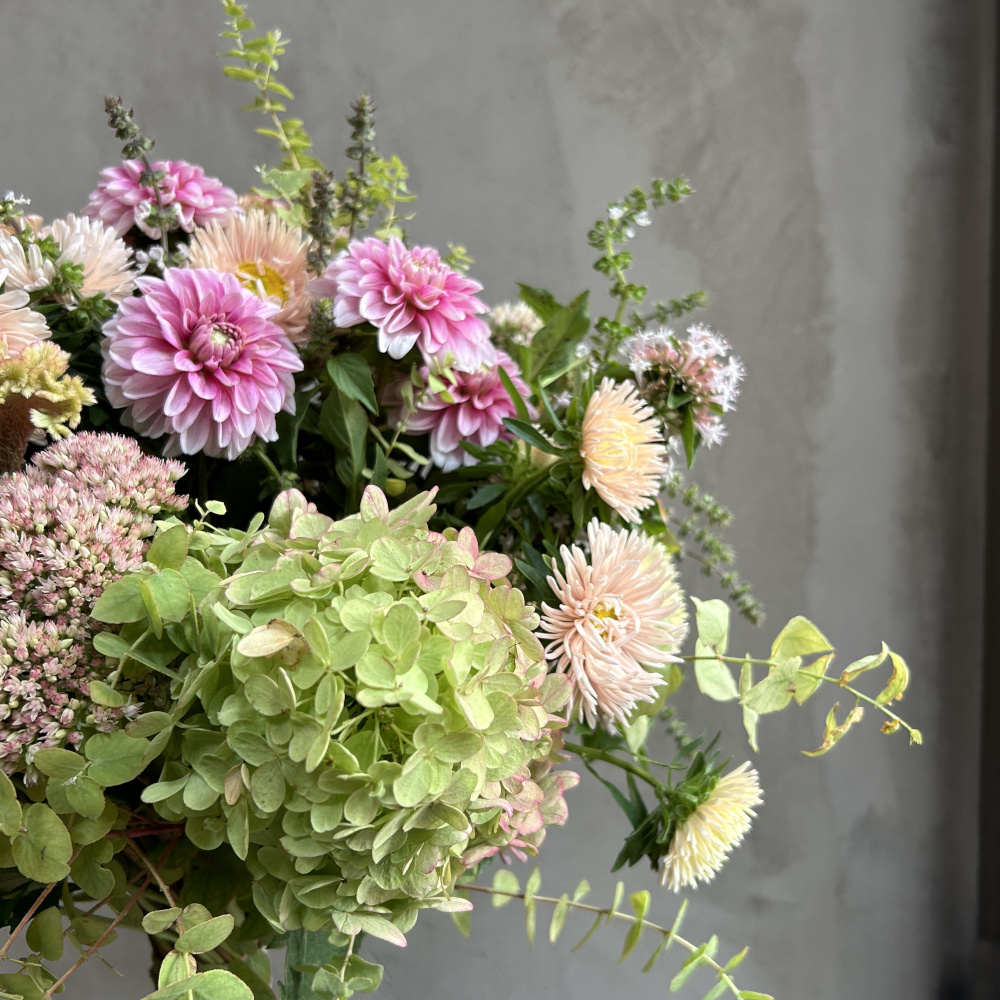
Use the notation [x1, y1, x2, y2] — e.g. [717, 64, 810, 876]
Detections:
[339, 933, 356, 979]
[0, 845, 84, 961]
[464, 885, 746, 997]
[139, 154, 171, 258]
[563, 741, 663, 791]
[682, 654, 776, 667]
[44, 877, 151, 997]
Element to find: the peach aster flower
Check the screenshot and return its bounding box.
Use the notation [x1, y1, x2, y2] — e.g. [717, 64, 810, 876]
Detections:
[538, 519, 685, 729]
[188, 209, 312, 344]
[580, 377, 670, 522]
[660, 762, 763, 891]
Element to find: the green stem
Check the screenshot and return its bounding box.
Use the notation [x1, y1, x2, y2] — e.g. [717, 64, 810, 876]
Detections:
[564, 741, 663, 791]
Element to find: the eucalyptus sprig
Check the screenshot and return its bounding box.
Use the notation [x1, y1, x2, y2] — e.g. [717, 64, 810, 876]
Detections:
[457, 868, 771, 1000]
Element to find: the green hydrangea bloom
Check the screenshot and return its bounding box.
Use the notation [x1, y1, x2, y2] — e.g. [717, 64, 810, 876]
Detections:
[106, 486, 576, 942]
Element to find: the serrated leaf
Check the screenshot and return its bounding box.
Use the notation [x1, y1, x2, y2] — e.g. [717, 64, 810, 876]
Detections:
[146, 524, 189, 570]
[12, 803, 73, 883]
[327, 354, 378, 415]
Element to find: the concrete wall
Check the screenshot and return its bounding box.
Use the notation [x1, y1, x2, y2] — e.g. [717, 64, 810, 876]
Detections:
[0, 0, 992, 996]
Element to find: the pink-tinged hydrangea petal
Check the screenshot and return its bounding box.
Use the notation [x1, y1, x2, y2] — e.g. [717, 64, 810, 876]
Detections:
[316, 237, 495, 371]
[84, 160, 240, 239]
[387, 352, 530, 472]
[101, 267, 302, 460]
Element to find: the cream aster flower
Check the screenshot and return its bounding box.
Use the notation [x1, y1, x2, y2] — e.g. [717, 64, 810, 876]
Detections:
[0, 230, 55, 291]
[580, 377, 671, 522]
[0, 269, 50, 355]
[660, 762, 763, 891]
[188, 209, 312, 343]
[41, 213, 137, 304]
[538, 519, 686, 729]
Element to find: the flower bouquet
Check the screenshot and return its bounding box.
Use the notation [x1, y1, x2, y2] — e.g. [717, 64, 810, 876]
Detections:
[0, 5, 922, 999]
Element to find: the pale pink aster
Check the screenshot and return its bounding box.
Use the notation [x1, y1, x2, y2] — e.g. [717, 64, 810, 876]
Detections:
[310, 237, 495, 370]
[580, 377, 670, 522]
[388, 351, 529, 472]
[189, 209, 312, 344]
[539, 519, 686, 730]
[0, 232, 55, 292]
[84, 160, 240, 239]
[101, 267, 302, 460]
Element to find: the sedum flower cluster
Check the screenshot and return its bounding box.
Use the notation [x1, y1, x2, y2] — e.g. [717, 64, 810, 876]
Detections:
[117, 485, 576, 940]
[0, 433, 187, 772]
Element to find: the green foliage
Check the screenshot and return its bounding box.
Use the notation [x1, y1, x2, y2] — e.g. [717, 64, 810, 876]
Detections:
[459, 868, 769, 999]
[83, 486, 574, 968]
[688, 608, 922, 753]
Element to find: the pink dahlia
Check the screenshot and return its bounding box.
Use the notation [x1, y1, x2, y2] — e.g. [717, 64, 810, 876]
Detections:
[311, 237, 495, 370]
[101, 268, 302, 459]
[388, 352, 529, 472]
[84, 160, 240, 239]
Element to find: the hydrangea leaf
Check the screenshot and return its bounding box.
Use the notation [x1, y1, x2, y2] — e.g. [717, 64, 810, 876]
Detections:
[12, 803, 73, 883]
[84, 730, 150, 786]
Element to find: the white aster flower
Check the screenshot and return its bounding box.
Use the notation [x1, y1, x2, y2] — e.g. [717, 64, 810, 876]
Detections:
[660, 762, 763, 891]
[0, 231, 55, 291]
[42, 214, 137, 304]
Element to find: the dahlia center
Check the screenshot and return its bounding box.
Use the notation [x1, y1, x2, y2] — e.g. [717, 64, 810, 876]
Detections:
[237, 259, 288, 304]
[210, 325, 235, 347]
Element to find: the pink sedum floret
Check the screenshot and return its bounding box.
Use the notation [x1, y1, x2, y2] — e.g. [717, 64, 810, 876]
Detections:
[84, 159, 241, 239]
[101, 267, 302, 460]
[311, 237, 496, 370]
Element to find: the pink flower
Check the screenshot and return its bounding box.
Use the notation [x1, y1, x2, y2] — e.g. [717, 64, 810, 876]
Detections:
[389, 352, 529, 471]
[539, 519, 687, 730]
[101, 268, 302, 459]
[84, 160, 240, 239]
[311, 237, 495, 370]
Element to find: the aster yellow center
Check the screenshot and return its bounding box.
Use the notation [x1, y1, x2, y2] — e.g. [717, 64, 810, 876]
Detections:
[236, 259, 288, 303]
[591, 601, 621, 640]
[210, 327, 233, 347]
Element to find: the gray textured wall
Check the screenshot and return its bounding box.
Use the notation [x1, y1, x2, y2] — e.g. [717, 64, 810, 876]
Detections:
[0, 0, 992, 997]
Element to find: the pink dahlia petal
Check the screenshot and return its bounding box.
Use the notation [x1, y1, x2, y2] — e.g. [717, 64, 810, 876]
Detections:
[319, 237, 495, 371]
[84, 160, 240, 239]
[387, 352, 530, 472]
[101, 267, 302, 460]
